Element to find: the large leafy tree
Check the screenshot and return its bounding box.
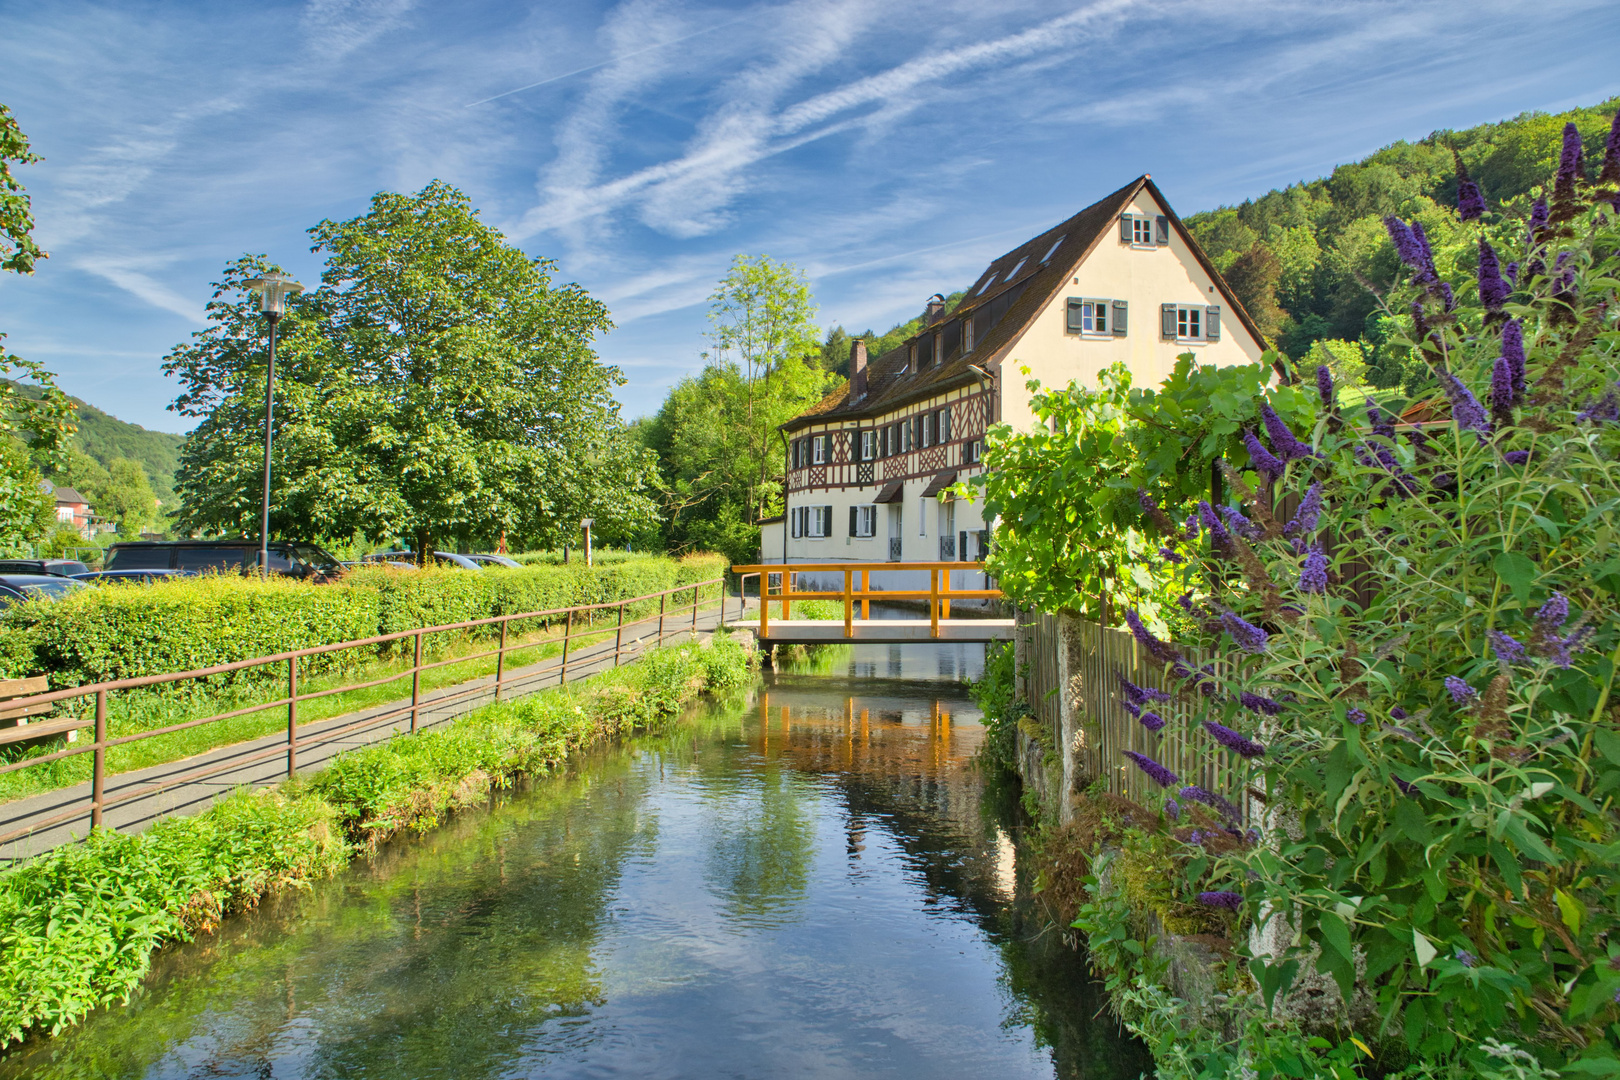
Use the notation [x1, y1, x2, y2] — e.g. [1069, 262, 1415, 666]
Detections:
[0, 103, 78, 551]
[642, 255, 832, 564]
[166, 181, 656, 558]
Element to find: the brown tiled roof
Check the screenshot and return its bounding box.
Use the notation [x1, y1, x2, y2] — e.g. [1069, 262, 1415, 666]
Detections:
[783, 176, 1268, 431]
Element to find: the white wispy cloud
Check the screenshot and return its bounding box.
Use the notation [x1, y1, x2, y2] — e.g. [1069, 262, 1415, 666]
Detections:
[75, 255, 205, 323]
[301, 0, 418, 60]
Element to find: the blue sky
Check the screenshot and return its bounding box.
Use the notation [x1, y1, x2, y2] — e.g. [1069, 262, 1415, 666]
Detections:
[2, 0, 1617, 434]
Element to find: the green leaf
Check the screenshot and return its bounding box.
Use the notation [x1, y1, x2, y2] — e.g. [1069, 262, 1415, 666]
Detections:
[1413, 928, 1437, 967]
[1493, 550, 1538, 606]
[1318, 910, 1354, 962]
[1555, 888, 1586, 937]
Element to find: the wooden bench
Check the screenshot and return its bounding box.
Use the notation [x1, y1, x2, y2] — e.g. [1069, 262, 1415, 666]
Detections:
[0, 677, 89, 745]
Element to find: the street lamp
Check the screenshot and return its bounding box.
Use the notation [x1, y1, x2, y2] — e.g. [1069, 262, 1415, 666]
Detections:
[581, 518, 594, 567]
[243, 270, 304, 579]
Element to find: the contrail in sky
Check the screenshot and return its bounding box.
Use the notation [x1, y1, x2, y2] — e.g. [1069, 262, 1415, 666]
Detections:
[465, 16, 753, 107]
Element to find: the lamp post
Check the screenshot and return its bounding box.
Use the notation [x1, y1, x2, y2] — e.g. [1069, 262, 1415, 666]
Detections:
[243, 271, 304, 579]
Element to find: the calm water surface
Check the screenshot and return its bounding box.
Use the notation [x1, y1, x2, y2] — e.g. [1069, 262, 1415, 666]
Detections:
[1, 642, 1148, 1079]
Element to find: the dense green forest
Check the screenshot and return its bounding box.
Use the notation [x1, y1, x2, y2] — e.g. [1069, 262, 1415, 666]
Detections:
[66, 396, 181, 505]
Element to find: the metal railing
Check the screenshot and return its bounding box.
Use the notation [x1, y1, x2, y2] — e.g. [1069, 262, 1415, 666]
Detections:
[0, 577, 728, 845]
[729, 561, 1000, 639]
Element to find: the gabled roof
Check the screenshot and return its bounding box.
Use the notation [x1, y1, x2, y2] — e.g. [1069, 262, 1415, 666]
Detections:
[53, 487, 88, 505]
[784, 176, 1268, 431]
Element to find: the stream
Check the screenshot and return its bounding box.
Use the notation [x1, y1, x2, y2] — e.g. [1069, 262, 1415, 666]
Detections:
[0, 640, 1149, 1079]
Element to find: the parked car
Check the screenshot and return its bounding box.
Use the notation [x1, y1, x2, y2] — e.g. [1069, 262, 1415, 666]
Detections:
[103, 540, 342, 581]
[463, 553, 522, 569]
[365, 551, 482, 570]
[72, 569, 196, 584]
[0, 558, 92, 577]
[0, 573, 89, 606]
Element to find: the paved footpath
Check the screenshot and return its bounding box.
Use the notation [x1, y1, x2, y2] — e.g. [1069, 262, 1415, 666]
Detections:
[0, 602, 752, 865]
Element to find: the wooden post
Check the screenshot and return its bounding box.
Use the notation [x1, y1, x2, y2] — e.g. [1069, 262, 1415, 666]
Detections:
[495, 618, 508, 702]
[941, 566, 952, 620]
[860, 569, 869, 620]
[614, 602, 626, 667]
[410, 629, 423, 733]
[561, 610, 573, 684]
[782, 572, 792, 621]
[287, 656, 298, 778]
[843, 569, 853, 638]
[90, 689, 107, 830]
[760, 573, 771, 639]
[690, 583, 699, 634]
[657, 591, 667, 645]
[930, 567, 940, 639]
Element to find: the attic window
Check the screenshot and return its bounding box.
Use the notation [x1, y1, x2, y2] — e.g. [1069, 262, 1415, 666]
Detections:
[1007, 256, 1029, 280]
[976, 272, 998, 295]
[1040, 237, 1064, 263]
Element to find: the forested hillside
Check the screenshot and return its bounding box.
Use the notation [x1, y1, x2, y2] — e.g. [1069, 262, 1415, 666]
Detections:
[1185, 96, 1620, 390]
[67, 397, 182, 504]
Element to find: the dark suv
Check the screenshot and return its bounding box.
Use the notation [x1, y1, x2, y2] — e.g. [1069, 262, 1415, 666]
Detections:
[0, 558, 91, 577]
[103, 540, 341, 580]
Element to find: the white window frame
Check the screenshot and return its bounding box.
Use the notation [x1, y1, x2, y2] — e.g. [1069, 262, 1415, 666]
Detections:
[811, 434, 827, 465]
[854, 505, 877, 538]
[1067, 297, 1110, 336]
[1132, 216, 1154, 245]
[805, 505, 832, 539]
[1177, 306, 1204, 341]
[860, 430, 877, 461]
[965, 439, 982, 465]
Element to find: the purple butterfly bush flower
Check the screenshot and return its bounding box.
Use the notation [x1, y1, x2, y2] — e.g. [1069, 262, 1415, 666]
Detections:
[1219, 505, 1264, 542]
[1284, 482, 1324, 537]
[1501, 319, 1526, 401]
[1184, 514, 1200, 541]
[1385, 216, 1437, 285]
[1491, 356, 1517, 426]
[1159, 546, 1184, 564]
[1602, 110, 1620, 185]
[1197, 891, 1243, 911]
[1261, 403, 1316, 461]
[1125, 609, 1181, 664]
[1347, 707, 1368, 725]
[1316, 364, 1334, 407]
[1548, 626, 1596, 669]
[1554, 252, 1576, 296]
[1504, 450, 1531, 466]
[1439, 281, 1455, 311]
[1411, 221, 1440, 281]
[1536, 592, 1570, 632]
[1577, 385, 1620, 424]
[1505, 261, 1518, 286]
[1367, 401, 1397, 441]
[1445, 676, 1478, 704]
[1527, 197, 1549, 245]
[1394, 776, 1419, 796]
[1177, 591, 1196, 613]
[1478, 239, 1510, 313]
[1457, 175, 1485, 220]
[1488, 630, 1526, 664]
[1140, 711, 1166, 732]
[1203, 720, 1265, 758]
[1118, 673, 1171, 706]
[1554, 121, 1585, 204]
[1454, 949, 1477, 968]
[1239, 691, 1283, 716]
[1181, 785, 1241, 823]
[1243, 428, 1285, 485]
[1299, 546, 1329, 594]
[1390, 706, 1409, 720]
[1439, 371, 1492, 441]
[1164, 797, 1180, 821]
[1198, 501, 1232, 551]
[1220, 611, 1269, 654]
[1123, 750, 1180, 788]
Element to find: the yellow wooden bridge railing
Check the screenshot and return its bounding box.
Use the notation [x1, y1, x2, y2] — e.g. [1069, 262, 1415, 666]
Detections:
[729, 561, 1001, 640]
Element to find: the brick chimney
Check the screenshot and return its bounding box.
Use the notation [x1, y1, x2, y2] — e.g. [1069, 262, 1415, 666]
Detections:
[925, 293, 946, 325]
[849, 338, 868, 399]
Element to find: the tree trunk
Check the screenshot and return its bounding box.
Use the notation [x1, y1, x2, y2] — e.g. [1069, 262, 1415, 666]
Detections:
[415, 529, 433, 568]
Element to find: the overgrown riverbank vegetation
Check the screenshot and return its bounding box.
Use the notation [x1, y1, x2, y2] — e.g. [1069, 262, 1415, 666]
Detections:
[0, 635, 756, 1050]
[970, 114, 1620, 1075]
[0, 553, 725, 802]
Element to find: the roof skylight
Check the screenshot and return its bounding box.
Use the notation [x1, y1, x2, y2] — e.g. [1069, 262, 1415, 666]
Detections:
[1040, 237, 1064, 262]
[1008, 256, 1029, 280]
[976, 272, 998, 295]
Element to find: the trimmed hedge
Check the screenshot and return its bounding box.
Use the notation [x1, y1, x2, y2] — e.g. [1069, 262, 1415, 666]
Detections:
[0, 635, 756, 1049]
[0, 553, 727, 688]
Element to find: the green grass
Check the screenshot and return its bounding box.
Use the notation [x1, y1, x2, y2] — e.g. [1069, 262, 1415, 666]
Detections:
[0, 601, 725, 805]
[0, 635, 757, 1049]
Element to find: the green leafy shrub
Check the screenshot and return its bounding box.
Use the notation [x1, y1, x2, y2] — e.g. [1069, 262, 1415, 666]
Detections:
[969, 640, 1022, 771]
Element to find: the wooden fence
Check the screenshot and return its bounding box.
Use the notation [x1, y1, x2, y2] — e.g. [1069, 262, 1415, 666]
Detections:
[1017, 609, 1250, 820]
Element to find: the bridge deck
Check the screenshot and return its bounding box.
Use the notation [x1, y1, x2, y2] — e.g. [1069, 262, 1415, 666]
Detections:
[726, 619, 1014, 644]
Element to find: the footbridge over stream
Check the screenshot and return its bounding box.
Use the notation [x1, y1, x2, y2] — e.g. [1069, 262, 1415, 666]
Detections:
[727, 561, 1013, 645]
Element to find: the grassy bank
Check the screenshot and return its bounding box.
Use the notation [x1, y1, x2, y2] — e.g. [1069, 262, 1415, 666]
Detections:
[0, 635, 756, 1050]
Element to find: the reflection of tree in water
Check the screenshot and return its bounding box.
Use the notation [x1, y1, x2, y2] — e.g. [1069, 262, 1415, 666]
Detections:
[0, 757, 658, 1080]
[698, 767, 816, 928]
